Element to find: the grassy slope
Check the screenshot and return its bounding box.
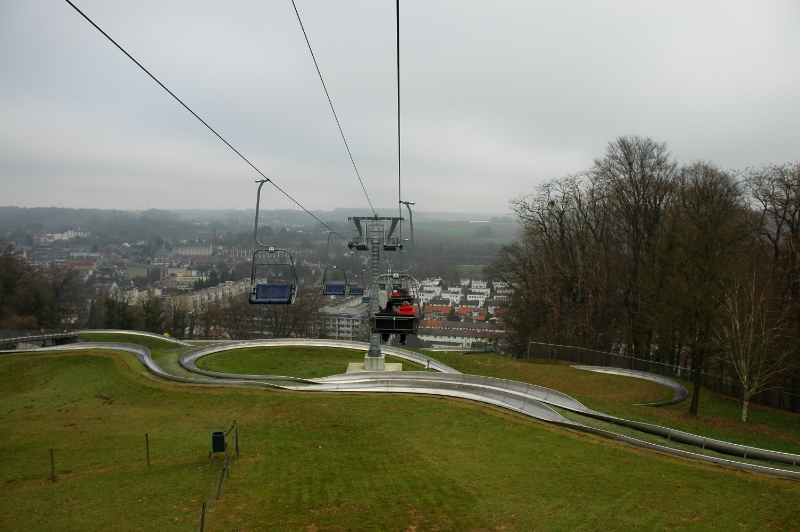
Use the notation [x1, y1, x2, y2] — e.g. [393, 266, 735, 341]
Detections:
[195, 346, 425, 378]
[1, 349, 799, 531]
[78, 335, 800, 453]
[422, 350, 800, 455]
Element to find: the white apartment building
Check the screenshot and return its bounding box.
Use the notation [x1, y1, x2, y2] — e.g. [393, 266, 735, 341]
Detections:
[172, 244, 213, 256]
[440, 289, 462, 304]
[471, 280, 487, 289]
[184, 281, 249, 312]
[315, 296, 369, 341]
[417, 289, 439, 306]
[466, 291, 487, 306]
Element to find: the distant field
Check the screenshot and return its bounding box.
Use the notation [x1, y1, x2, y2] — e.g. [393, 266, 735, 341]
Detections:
[415, 221, 519, 244]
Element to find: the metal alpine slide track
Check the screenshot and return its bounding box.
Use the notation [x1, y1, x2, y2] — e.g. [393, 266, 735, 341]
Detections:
[3, 336, 799, 479]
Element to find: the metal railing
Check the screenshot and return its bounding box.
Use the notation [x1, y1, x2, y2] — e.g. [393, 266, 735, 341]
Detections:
[0, 329, 79, 347]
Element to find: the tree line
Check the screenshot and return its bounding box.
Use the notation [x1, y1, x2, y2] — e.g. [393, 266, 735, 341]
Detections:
[87, 286, 324, 341]
[0, 242, 83, 330]
[487, 136, 799, 420]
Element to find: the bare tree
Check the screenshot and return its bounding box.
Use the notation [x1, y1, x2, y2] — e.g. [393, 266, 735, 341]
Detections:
[215, 294, 252, 340]
[260, 285, 324, 338]
[667, 162, 747, 414]
[167, 296, 190, 338]
[714, 276, 792, 421]
[592, 136, 677, 359]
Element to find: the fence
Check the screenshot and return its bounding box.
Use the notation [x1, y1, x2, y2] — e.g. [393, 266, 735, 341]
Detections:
[199, 420, 239, 532]
[527, 341, 800, 414]
[0, 329, 79, 349]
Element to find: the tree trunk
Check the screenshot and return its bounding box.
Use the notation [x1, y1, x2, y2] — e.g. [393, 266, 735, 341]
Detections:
[689, 368, 702, 416]
[741, 397, 749, 422]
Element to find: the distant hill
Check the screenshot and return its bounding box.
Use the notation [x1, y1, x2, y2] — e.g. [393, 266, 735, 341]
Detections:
[0, 206, 514, 235]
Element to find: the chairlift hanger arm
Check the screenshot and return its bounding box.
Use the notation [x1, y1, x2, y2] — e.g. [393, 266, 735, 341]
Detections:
[253, 179, 272, 248]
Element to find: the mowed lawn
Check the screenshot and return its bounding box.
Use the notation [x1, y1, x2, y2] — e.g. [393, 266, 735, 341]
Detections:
[422, 350, 800, 456]
[1, 348, 799, 531]
[195, 345, 425, 378]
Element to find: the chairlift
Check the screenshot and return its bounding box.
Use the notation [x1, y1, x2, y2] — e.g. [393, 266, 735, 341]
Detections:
[322, 266, 349, 296]
[389, 273, 417, 306]
[249, 247, 297, 304]
[371, 273, 420, 335]
[371, 312, 420, 336]
[249, 180, 298, 305]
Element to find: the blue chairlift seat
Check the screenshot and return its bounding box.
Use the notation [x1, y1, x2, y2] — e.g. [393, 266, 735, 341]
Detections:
[349, 287, 364, 296]
[362, 296, 371, 303]
[250, 283, 294, 305]
[323, 283, 347, 296]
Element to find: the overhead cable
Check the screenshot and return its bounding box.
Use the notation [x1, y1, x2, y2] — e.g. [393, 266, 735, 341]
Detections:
[290, 0, 377, 217]
[63, 0, 348, 241]
[396, 0, 402, 219]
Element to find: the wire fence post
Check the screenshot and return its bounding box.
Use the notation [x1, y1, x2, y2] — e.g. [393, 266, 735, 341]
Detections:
[215, 462, 226, 500]
[234, 421, 239, 458]
[146, 433, 150, 467]
[50, 448, 55, 481]
[200, 501, 206, 532]
[224, 441, 229, 478]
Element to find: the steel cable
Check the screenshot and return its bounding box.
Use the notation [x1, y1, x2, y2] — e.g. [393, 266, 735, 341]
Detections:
[290, 0, 377, 217]
[64, 0, 349, 241]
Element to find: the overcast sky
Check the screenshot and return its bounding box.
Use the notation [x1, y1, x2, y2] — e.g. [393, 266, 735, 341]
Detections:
[1, 1, 798, 215]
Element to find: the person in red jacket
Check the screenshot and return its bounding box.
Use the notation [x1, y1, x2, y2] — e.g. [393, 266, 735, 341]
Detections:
[397, 300, 415, 345]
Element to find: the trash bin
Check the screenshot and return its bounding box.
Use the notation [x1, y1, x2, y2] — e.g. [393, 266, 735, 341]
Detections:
[211, 431, 226, 453]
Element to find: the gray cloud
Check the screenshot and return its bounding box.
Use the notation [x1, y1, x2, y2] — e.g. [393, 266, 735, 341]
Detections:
[1, 0, 798, 214]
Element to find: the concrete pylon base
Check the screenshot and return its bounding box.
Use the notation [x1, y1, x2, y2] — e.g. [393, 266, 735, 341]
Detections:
[364, 354, 385, 371]
[346, 362, 402, 373]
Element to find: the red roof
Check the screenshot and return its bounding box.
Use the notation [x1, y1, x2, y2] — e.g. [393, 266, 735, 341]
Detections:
[420, 319, 443, 328]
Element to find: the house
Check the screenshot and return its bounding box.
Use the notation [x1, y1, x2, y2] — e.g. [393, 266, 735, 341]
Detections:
[423, 305, 452, 320]
[471, 280, 487, 290]
[485, 299, 505, 315]
[419, 277, 442, 288]
[417, 286, 442, 306]
[154, 241, 173, 262]
[417, 321, 504, 349]
[440, 289, 462, 304]
[465, 291, 487, 307]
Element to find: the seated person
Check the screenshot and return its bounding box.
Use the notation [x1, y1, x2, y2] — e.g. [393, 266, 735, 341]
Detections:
[397, 300, 415, 345]
[378, 300, 395, 343]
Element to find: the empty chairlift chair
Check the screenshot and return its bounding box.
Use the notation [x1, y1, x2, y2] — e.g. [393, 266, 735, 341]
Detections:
[322, 266, 348, 296]
[249, 247, 298, 305]
[248, 180, 298, 305]
[348, 286, 364, 296]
